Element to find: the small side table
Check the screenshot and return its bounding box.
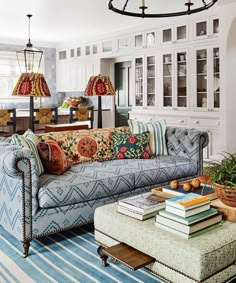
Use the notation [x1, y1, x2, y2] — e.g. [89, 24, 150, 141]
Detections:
[45, 123, 89, 133]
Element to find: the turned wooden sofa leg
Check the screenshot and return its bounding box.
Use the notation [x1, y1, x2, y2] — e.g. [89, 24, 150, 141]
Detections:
[97, 245, 109, 267]
[22, 240, 31, 258]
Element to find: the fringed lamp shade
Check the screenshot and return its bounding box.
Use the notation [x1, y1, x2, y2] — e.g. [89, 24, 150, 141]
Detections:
[12, 73, 51, 131]
[85, 75, 115, 128]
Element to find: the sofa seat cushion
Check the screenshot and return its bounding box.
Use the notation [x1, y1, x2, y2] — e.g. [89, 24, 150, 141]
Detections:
[38, 161, 136, 208]
[38, 156, 197, 209]
[132, 155, 198, 188]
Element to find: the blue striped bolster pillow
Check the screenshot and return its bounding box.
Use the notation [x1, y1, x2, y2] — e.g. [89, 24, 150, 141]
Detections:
[128, 119, 167, 156]
[11, 129, 44, 175]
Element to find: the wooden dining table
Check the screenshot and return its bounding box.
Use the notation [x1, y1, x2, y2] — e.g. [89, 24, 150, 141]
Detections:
[45, 123, 89, 133]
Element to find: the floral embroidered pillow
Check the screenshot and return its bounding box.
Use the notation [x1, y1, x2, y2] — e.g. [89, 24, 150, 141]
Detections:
[37, 140, 71, 175]
[112, 131, 151, 160]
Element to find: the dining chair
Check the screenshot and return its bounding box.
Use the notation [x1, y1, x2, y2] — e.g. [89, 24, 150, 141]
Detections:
[69, 106, 94, 129]
[33, 107, 58, 134]
[0, 108, 16, 137]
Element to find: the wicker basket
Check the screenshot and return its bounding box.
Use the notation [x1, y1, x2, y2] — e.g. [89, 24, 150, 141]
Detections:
[213, 183, 236, 207]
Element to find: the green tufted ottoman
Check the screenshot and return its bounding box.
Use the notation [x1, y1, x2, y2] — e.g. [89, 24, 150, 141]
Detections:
[94, 203, 236, 283]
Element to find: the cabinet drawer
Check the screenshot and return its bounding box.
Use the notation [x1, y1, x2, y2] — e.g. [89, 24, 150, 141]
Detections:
[129, 114, 155, 123]
[189, 118, 220, 129]
[158, 116, 187, 126]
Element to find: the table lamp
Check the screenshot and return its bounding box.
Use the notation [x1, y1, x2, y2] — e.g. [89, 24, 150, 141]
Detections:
[12, 73, 51, 132]
[85, 75, 115, 128]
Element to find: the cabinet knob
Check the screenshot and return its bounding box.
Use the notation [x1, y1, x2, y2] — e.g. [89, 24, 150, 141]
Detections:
[178, 120, 184, 123]
[193, 120, 200, 124]
[148, 118, 153, 121]
[216, 121, 220, 125]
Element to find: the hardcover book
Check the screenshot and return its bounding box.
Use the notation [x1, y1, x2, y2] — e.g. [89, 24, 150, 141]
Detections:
[165, 203, 211, 217]
[155, 213, 222, 234]
[118, 192, 166, 214]
[158, 208, 219, 225]
[155, 222, 222, 239]
[117, 205, 157, 220]
[166, 193, 210, 210]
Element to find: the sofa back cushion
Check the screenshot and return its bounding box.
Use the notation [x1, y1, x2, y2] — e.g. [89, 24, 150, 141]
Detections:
[37, 140, 71, 175]
[128, 119, 167, 156]
[38, 127, 131, 164]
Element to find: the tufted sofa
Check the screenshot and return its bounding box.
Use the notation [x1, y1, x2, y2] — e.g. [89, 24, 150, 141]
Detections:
[0, 126, 208, 257]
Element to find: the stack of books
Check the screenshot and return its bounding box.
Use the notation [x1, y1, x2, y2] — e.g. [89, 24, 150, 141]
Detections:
[117, 192, 170, 220]
[155, 193, 222, 238]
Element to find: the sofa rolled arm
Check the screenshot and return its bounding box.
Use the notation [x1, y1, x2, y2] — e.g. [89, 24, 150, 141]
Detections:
[166, 127, 209, 175]
[0, 142, 40, 214]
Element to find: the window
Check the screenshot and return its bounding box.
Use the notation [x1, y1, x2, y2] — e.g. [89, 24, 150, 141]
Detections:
[0, 51, 44, 103]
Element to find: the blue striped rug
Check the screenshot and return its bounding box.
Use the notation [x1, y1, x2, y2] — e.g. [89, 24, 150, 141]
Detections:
[0, 224, 164, 283]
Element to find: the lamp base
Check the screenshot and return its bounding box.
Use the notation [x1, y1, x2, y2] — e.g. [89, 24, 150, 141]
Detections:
[98, 96, 102, 128]
[30, 96, 34, 132]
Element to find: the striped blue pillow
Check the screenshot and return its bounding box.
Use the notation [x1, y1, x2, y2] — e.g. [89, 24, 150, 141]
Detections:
[128, 119, 167, 156]
[11, 129, 44, 175]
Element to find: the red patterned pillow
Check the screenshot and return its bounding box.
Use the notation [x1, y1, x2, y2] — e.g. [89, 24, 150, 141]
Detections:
[37, 140, 71, 175]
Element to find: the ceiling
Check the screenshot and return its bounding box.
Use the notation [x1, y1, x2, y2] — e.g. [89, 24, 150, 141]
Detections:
[0, 0, 221, 46]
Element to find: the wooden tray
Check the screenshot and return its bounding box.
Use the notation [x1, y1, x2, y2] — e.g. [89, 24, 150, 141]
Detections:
[103, 243, 155, 270]
[211, 199, 236, 222]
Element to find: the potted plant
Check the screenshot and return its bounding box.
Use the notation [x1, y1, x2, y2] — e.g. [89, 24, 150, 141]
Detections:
[205, 153, 236, 207]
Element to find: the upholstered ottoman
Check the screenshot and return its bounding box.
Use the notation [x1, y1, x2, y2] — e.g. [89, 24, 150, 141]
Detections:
[94, 203, 236, 283]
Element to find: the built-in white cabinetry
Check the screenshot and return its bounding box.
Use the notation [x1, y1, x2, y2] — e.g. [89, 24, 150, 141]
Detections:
[194, 16, 219, 40]
[57, 59, 70, 92]
[162, 49, 189, 110]
[56, 13, 224, 159]
[56, 48, 100, 92]
[129, 113, 155, 123]
[134, 30, 156, 49]
[134, 55, 156, 108]
[194, 46, 220, 111]
[161, 23, 188, 45]
[115, 35, 131, 53]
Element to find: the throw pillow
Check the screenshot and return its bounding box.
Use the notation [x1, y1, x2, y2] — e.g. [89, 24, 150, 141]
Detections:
[128, 119, 167, 156]
[113, 131, 151, 160]
[11, 129, 44, 175]
[37, 140, 71, 175]
[38, 127, 131, 165]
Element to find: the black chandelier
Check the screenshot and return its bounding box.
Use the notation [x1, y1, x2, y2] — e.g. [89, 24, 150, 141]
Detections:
[108, 0, 218, 18]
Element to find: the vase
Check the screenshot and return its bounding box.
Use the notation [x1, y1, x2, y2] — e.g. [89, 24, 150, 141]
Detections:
[213, 183, 236, 207]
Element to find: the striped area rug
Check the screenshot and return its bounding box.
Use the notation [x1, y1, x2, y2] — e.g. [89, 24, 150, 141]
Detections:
[0, 224, 164, 283]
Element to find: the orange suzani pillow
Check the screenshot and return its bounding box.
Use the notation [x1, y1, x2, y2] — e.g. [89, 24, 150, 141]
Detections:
[37, 140, 71, 175]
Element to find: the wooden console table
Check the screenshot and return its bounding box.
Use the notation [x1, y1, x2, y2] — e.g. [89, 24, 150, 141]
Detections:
[45, 123, 89, 132]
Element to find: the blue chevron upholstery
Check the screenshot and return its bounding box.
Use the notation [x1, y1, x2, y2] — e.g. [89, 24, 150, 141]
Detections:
[0, 127, 208, 256]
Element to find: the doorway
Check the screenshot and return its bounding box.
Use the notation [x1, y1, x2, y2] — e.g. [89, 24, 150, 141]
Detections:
[115, 61, 132, 127]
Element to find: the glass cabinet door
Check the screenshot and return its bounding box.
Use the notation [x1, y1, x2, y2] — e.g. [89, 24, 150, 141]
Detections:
[212, 18, 219, 36]
[146, 32, 155, 47]
[163, 54, 173, 107]
[196, 49, 208, 109]
[162, 28, 172, 44]
[135, 34, 143, 48]
[196, 21, 207, 38]
[177, 51, 187, 108]
[213, 47, 220, 109]
[176, 25, 187, 41]
[146, 56, 155, 106]
[135, 58, 144, 107]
